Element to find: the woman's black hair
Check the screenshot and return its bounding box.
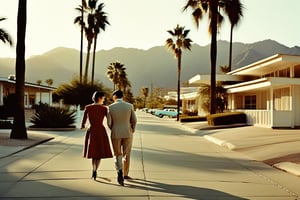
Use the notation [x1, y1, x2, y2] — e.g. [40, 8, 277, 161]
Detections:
[92, 91, 105, 102]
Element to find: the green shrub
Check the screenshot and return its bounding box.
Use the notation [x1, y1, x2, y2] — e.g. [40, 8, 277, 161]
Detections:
[54, 79, 111, 109]
[207, 112, 246, 126]
[30, 103, 76, 128]
[180, 116, 207, 122]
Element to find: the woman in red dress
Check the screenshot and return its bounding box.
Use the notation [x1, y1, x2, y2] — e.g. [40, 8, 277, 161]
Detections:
[81, 91, 113, 180]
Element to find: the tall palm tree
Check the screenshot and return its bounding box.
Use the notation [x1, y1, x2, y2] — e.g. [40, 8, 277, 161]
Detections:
[183, 0, 241, 114]
[91, 2, 109, 85]
[10, 0, 27, 139]
[141, 87, 149, 108]
[78, 0, 97, 84]
[224, 0, 243, 71]
[74, 0, 87, 83]
[106, 61, 130, 91]
[165, 24, 192, 121]
[119, 73, 131, 92]
[82, 0, 96, 84]
[0, 18, 13, 46]
[82, 25, 94, 84]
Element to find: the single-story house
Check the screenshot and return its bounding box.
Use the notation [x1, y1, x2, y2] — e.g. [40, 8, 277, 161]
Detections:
[0, 76, 56, 108]
[188, 54, 300, 128]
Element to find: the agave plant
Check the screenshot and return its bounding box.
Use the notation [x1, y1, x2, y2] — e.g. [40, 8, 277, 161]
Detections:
[30, 103, 76, 128]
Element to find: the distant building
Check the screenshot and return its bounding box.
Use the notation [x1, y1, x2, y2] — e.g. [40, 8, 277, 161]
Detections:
[0, 76, 56, 108]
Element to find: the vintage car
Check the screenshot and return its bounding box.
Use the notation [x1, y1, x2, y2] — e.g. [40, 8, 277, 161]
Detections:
[154, 108, 181, 118]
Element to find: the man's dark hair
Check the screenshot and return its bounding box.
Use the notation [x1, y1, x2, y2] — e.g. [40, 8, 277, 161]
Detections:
[112, 90, 123, 98]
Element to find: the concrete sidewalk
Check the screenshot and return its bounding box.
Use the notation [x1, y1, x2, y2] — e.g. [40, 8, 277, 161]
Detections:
[181, 121, 300, 177]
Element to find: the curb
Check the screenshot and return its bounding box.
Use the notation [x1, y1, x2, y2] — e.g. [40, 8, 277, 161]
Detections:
[0, 137, 54, 159]
[27, 127, 77, 131]
[203, 135, 236, 150]
[273, 162, 300, 176]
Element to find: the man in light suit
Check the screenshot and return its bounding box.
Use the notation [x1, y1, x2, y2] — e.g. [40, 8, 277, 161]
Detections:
[107, 90, 137, 186]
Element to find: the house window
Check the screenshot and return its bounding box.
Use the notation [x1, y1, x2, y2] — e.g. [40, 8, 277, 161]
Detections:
[294, 65, 300, 78]
[24, 94, 28, 106]
[264, 72, 275, 77]
[29, 95, 35, 106]
[274, 87, 290, 111]
[244, 95, 256, 109]
[278, 68, 290, 77]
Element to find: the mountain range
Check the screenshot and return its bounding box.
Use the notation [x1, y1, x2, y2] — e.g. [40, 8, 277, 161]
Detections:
[1, 39, 300, 95]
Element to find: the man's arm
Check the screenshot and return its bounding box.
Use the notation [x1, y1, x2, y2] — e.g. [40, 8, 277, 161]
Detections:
[130, 105, 137, 133]
[107, 109, 113, 129]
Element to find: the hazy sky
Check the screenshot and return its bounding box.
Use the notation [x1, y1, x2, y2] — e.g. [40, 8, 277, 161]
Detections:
[0, 0, 299, 58]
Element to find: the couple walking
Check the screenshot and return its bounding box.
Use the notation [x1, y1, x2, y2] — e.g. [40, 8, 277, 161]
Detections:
[81, 90, 137, 186]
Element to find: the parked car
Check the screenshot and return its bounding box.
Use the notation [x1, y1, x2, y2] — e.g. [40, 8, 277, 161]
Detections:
[154, 108, 181, 118]
[145, 108, 157, 115]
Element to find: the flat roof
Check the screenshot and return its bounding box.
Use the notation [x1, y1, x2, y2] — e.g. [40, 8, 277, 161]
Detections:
[0, 77, 56, 90]
[228, 54, 300, 76]
[189, 74, 244, 85]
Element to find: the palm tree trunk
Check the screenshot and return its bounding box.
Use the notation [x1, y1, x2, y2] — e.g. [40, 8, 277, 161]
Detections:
[84, 43, 91, 84]
[177, 54, 181, 121]
[228, 24, 234, 71]
[79, 3, 84, 83]
[210, 0, 218, 115]
[10, 0, 27, 139]
[91, 35, 98, 85]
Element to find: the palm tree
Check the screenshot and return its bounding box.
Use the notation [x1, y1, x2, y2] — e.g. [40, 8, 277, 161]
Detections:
[81, 0, 97, 84]
[83, 24, 93, 84]
[141, 87, 149, 108]
[119, 74, 131, 92]
[76, 0, 97, 84]
[224, 0, 243, 71]
[45, 78, 53, 86]
[10, 0, 27, 139]
[106, 61, 130, 92]
[183, 0, 241, 114]
[75, 1, 110, 85]
[36, 80, 42, 85]
[165, 24, 192, 121]
[219, 65, 230, 74]
[0, 18, 13, 46]
[91, 2, 109, 85]
[74, 0, 87, 83]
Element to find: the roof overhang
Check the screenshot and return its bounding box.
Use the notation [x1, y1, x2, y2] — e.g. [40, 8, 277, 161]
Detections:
[189, 74, 244, 85]
[228, 54, 300, 76]
[225, 77, 300, 93]
[0, 78, 56, 90]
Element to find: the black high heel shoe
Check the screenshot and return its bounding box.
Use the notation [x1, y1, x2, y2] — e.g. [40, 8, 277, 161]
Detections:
[92, 171, 97, 180]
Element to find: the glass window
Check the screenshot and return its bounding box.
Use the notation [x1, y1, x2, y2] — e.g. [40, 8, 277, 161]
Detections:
[294, 65, 300, 78]
[274, 87, 290, 111]
[244, 95, 256, 109]
[278, 68, 290, 77]
[29, 94, 35, 105]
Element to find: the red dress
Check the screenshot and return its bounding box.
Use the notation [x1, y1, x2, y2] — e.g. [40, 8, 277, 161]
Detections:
[81, 104, 113, 159]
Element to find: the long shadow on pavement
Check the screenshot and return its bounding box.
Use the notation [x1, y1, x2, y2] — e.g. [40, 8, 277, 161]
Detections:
[125, 178, 248, 200]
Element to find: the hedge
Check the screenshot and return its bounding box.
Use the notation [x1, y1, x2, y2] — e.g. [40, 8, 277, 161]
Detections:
[207, 112, 247, 126]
